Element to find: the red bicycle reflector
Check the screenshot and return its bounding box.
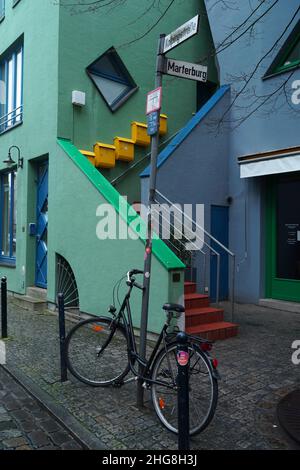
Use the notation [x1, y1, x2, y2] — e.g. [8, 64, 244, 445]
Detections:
[212, 358, 218, 369]
[201, 342, 212, 352]
[92, 325, 104, 333]
[177, 350, 189, 366]
[159, 398, 165, 410]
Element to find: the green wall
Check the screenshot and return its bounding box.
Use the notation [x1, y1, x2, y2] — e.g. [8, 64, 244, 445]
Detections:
[49, 140, 184, 333]
[0, 0, 59, 293]
[0, 1, 212, 327]
[57, 0, 219, 202]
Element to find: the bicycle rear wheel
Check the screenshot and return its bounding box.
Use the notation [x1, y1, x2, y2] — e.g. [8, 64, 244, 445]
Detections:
[65, 316, 130, 386]
[151, 342, 218, 436]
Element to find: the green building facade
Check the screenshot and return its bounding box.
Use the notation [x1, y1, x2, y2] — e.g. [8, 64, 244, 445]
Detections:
[0, 0, 218, 332]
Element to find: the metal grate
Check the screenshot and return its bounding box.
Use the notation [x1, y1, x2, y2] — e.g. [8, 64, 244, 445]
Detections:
[277, 389, 300, 444]
[56, 254, 79, 308]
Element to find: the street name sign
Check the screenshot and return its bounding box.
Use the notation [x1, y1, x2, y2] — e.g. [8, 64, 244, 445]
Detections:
[163, 15, 199, 54]
[164, 58, 208, 82]
[146, 87, 162, 115]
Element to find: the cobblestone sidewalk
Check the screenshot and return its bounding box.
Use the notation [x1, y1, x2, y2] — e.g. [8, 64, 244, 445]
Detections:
[0, 366, 83, 450]
[2, 301, 300, 450]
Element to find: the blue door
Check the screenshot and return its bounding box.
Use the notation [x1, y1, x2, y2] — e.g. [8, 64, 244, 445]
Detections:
[35, 162, 48, 288]
[210, 205, 229, 301]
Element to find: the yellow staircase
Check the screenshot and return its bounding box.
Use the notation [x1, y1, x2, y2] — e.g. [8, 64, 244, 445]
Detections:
[80, 114, 167, 169]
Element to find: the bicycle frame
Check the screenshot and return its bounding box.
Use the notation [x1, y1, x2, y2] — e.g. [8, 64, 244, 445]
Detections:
[112, 282, 174, 384]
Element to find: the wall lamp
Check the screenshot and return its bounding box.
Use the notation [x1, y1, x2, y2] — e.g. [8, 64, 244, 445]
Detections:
[3, 145, 24, 169]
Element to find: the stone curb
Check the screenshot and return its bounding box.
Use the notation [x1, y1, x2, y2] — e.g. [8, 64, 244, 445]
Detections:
[2, 364, 107, 450]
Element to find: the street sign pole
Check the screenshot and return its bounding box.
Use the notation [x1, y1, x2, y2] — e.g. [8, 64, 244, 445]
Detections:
[137, 33, 166, 408]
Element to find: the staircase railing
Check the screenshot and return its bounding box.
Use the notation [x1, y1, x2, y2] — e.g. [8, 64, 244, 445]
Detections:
[110, 130, 180, 187]
[152, 190, 236, 321]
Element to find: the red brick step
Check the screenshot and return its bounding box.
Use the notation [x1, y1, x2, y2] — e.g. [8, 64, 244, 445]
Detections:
[184, 282, 197, 295]
[185, 307, 224, 328]
[186, 321, 239, 341]
[185, 293, 210, 309]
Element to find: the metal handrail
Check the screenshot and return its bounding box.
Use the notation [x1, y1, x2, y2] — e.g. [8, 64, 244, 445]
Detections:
[154, 190, 236, 319]
[110, 129, 180, 187]
[151, 202, 222, 304]
[156, 189, 235, 257]
[0, 105, 23, 125]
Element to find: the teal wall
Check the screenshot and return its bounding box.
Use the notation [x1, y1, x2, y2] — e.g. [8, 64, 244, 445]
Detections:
[57, 0, 218, 202]
[0, 0, 59, 293]
[1, 1, 209, 328]
[49, 140, 184, 333]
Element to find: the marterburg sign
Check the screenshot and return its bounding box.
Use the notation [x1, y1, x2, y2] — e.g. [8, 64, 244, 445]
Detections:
[164, 58, 208, 82]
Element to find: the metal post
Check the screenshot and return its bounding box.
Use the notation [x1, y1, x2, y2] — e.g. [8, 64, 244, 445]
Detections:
[58, 293, 68, 382]
[1, 277, 8, 339]
[177, 331, 190, 450]
[137, 33, 166, 408]
[216, 253, 220, 305]
[231, 254, 236, 322]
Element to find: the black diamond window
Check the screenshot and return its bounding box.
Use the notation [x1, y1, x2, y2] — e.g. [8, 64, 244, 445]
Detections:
[87, 47, 138, 112]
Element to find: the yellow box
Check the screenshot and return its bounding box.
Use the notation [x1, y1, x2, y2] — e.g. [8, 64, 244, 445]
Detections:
[114, 137, 135, 162]
[94, 142, 116, 169]
[159, 114, 168, 136]
[131, 121, 151, 147]
[80, 150, 96, 166]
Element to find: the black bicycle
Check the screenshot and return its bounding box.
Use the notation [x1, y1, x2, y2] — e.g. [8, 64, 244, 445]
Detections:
[65, 269, 219, 435]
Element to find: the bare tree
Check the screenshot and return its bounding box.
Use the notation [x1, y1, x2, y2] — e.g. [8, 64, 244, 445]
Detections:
[59, 0, 300, 128]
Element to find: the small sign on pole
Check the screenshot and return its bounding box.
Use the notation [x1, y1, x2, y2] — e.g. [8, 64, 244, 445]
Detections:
[163, 15, 199, 54]
[147, 112, 159, 136]
[164, 58, 208, 83]
[146, 87, 162, 115]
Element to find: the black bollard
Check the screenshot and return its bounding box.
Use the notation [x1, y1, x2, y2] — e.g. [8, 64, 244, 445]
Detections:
[1, 277, 8, 339]
[58, 293, 68, 382]
[176, 331, 190, 450]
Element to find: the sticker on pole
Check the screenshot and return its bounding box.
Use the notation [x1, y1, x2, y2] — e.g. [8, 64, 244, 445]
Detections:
[177, 350, 189, 366]
[0, 340, 6, 365]
[146, 87, 162, 115]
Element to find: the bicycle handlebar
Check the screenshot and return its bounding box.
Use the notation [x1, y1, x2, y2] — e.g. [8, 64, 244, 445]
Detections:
[127, 269, 144, 291]
[128, 269, 144, 277]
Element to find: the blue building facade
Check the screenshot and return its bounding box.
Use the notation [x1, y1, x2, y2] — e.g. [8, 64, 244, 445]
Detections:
[141, 0, 300, 306]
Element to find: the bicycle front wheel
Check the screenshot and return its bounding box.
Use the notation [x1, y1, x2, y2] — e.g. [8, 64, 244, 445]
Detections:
[151, 342, 218, 436]
[65, 316, 130, 386]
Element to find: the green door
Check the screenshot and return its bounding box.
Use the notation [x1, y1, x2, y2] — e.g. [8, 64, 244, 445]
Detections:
[266, 173, 300, 302]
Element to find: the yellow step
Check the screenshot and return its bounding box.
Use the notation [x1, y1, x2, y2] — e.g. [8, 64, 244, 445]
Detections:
[80, 150, 96, 166]
[131, 121, 151, 147]
[114, 137, 135, 162]
[159, 114, 168, 136]
[93, 142, 116, 169]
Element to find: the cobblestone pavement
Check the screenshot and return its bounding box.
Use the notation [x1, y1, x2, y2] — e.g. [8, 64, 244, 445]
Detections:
[2, 301, 300, 450]
[0, 366, 83, 450]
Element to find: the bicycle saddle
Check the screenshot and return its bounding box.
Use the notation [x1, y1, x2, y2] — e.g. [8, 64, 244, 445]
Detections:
[163, 303, 185, 313]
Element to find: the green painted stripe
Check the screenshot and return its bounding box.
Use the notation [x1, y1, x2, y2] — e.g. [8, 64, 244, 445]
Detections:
[57, 138, 185, 270]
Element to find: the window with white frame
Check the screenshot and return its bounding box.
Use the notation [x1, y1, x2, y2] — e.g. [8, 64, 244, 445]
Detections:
[0, 41, 23, 133]
[0, 171, 16, 264]
[0, 0, 5, 21]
